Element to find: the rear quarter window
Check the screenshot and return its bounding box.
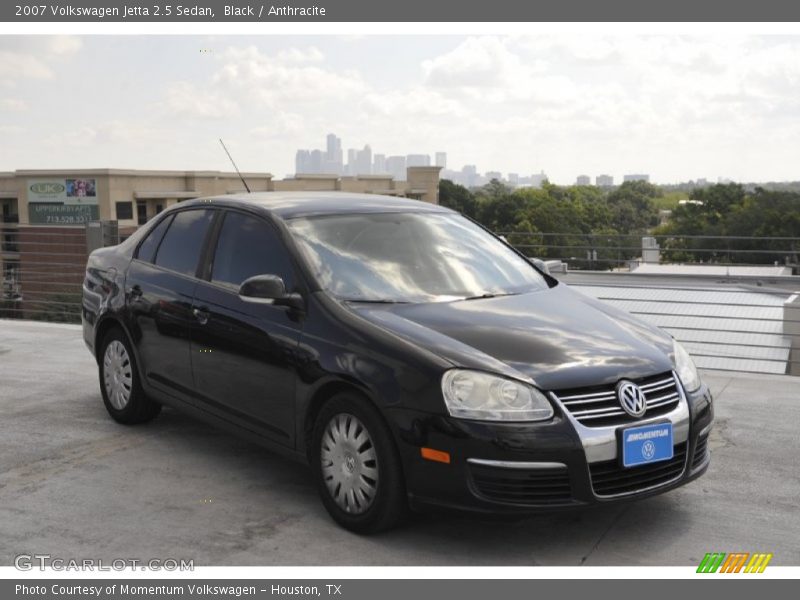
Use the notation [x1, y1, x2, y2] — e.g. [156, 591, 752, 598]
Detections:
[135, 214, 173, 263]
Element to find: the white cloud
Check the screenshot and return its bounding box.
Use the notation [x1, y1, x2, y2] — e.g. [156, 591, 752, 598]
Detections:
[0, 98, 28, 111]
[360, 87, 468, 119]
[46, 35, 83, 56]
[41, 120, 168, 150]
[276, 46, 325, 63]
[164, 81, 241, 119]
[0, 50, 53, 79]
[251, 112, 306, 138]
[423, 37, 529, 89]
[0, 36, 82, 82]
[212, 45, 368, 107]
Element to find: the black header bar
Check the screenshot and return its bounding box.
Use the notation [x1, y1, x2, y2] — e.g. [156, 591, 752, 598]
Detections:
[4, 0, 800, 22]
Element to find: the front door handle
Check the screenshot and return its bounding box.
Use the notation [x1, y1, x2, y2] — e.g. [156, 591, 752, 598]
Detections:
[192, 307, 209, 325]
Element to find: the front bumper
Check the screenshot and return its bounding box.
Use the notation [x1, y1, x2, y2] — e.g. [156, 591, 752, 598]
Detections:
[390, 376, 714, 515]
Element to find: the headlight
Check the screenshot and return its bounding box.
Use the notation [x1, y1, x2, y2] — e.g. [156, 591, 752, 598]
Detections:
[441, 370, 554, 422]
[671, 339, 701, 393]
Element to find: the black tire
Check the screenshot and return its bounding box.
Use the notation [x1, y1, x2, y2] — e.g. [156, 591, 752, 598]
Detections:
[311, 392, 407, 533]
[98, 327, 161, 425]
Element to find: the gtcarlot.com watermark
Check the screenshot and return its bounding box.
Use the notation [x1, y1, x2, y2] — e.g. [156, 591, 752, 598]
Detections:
[14, 554, 194, 571]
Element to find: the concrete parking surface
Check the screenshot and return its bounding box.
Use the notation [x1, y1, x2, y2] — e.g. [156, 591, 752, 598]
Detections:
[1, 319, 798, 566]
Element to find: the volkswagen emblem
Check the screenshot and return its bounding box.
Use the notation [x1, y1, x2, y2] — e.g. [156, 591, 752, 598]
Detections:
[617, 380, 647, 417]
[642, 440, 656, 460]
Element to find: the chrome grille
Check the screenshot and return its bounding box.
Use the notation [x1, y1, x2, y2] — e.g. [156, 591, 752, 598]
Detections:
[552, 372, 681, 427]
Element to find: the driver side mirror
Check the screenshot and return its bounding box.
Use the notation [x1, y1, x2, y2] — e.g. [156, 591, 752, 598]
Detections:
[239, 274, 304, 311]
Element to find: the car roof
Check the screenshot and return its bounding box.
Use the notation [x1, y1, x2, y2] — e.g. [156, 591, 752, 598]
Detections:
[177, 191, 454, 220]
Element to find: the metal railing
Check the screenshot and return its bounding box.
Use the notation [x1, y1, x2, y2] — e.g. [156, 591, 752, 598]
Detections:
[1, 226, 88, 324]
[499, 232, 800, 272]
[2, 226, 799, 377]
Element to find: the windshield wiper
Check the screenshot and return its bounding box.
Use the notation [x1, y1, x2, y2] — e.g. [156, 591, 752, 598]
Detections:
[461, 292, 520, 301]
[344, 298, 411, 304]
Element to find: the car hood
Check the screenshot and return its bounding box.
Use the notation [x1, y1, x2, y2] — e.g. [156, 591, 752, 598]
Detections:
[347, 284, 675, 391]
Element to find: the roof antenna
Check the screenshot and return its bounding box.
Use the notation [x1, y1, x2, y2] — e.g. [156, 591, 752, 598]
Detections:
[219, 138, 251, 193]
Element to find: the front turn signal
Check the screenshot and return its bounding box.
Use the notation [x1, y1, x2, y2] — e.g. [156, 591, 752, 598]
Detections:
[420, 447, 451, 464]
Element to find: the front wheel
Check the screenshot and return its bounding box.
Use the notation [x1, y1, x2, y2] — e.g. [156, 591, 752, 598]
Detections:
[311, 393, 407, 533]
[98, 328, 161, 425]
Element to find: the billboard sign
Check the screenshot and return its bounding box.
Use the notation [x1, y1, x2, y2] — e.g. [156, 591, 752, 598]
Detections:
[27, 178, 99, 225]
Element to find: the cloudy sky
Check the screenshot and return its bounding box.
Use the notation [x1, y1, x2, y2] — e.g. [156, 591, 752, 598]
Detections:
[1, 34, 799, 183]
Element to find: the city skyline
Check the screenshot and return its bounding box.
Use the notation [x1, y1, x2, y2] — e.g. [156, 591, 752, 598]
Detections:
[2, 35, 800, 184]
[292, 133, 694, 189]
[295, 133, 442, 180]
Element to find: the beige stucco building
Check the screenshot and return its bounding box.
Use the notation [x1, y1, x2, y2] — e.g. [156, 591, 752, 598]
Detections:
[0, 166, 441, 317]
[0, 165, 441, 234]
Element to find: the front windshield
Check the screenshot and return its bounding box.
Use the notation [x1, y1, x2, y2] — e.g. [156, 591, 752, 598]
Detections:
[286, 211, 549, 303]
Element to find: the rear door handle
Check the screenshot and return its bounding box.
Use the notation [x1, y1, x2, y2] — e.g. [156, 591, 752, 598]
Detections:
[192, 307, 209, 325]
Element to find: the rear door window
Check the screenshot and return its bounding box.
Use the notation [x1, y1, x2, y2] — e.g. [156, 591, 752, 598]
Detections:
[154, 210, 215, 277]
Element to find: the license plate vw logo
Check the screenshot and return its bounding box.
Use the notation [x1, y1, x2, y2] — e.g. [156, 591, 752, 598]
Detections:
[622, 422, 674, 467]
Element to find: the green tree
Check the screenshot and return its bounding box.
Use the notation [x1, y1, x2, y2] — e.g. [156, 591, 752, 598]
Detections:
[606, 180, 661, 233]
[655, 183, 800, 265]
[438, 179, 477, 219]
[477, 178, 512, 202]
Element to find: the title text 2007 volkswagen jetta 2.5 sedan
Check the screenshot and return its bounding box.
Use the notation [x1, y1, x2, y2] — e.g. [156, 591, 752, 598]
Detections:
[82, 192, 713, 533]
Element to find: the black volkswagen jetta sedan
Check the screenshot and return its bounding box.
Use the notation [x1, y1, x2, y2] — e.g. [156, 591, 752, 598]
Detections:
[82, 192, 713, 533]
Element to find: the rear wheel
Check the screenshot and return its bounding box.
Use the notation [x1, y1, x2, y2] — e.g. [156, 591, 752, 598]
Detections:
[98, 328, 161, 424]
[312, 393, 407, 533]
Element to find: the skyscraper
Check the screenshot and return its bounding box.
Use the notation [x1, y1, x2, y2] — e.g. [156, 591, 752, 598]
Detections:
[530, 170, 547, 188]
[596, 174, 614, 187]
[295, 149, 311, 174]
[386, 156, 407, 181]
[576, 175, 591, 185]
[346, 148, 358, 175]
[355, 145, 372, 175]
[373, 153, 387, 174]
[326, 133, 341, 158]
[407, 154, 431, 167]
[325, 133, 343, 174]
[310, 150, 324, 173]
[623, 174, 650, 183]
[461, 165, 477, 188]
[435, 152, 447, 168]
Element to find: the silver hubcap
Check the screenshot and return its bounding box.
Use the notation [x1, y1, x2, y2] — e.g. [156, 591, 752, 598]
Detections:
[321, 413, 379, 515]
[103, 340, 133, 410]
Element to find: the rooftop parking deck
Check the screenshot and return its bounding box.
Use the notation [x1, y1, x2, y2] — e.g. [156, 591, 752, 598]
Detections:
[0, 319, 798, 566]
